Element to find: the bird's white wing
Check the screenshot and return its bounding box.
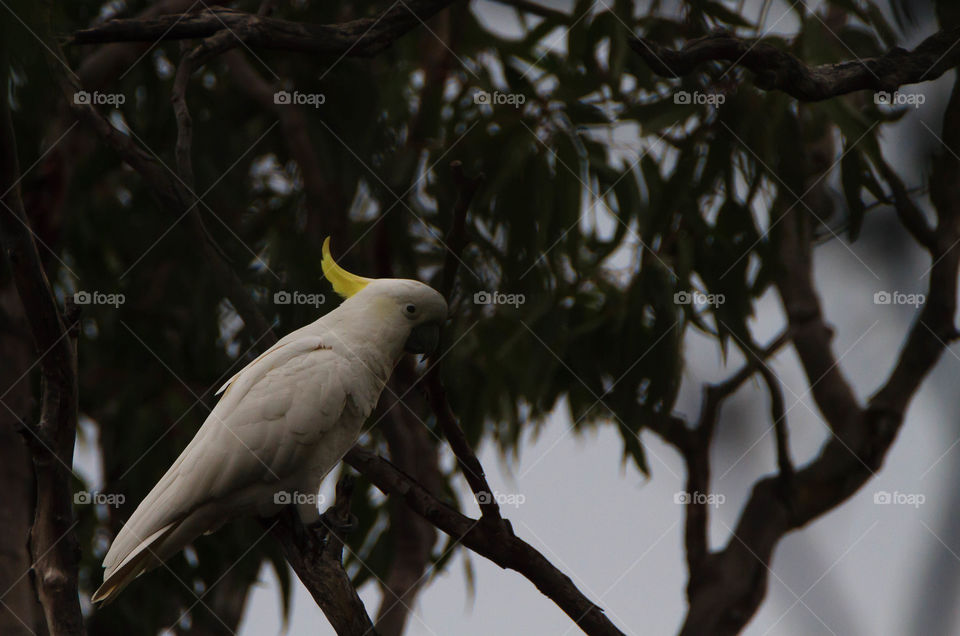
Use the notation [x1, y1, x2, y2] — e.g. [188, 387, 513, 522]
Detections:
[97, 336, 366, 599]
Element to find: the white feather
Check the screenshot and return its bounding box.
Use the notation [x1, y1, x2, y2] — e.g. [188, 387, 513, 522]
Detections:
[94, 278, 447, 604]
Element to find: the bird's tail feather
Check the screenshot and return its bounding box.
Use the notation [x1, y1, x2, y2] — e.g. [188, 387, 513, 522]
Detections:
[92, 520, 180, 606]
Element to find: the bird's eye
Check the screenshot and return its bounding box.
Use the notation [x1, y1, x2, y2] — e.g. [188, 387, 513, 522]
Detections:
[405, 304, 417, 315]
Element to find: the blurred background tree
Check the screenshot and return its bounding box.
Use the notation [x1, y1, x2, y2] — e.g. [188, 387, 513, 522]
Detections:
[2, 0, 959, 635]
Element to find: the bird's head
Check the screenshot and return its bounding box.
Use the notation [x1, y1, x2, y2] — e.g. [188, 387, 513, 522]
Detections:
[321, 238, 448, 355]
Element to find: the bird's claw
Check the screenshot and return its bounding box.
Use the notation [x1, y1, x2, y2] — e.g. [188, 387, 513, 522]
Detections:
[310, 510, 358, 538]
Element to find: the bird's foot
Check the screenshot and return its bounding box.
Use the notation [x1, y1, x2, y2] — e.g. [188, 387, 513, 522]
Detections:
[309, 510, 358, 538]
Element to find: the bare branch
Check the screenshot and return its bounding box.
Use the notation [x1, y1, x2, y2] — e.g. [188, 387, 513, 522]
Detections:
[266, 475, 379, 636]
[424, 163, 504, 523]
[344, 447, 625, 636]
[74, 0, 230, 88]
[424, 362, 506, 523]
[876, 157, 937, 249]
[679, 74, 960, 636]
[672, 330, 790, 575]
[170, 21, 258, 265]
[68, 2, 458, 57]
[630, 26, 960, 101]
[774, 200, 861, 435]
[757, 364, 793, 481]
[171, 40, 214, 189]
[0, 50, 84, 636]
[368, 168, 625, 634]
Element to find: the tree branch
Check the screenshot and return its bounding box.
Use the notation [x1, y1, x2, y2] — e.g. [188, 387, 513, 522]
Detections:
[266, 475, 378, 636]
[169, 19, 255, 264]
[876, 156, 938, 251]
[0, 49, 84, 636]
[774, 203, 861, 436]
[672, 330, 790, 576]
[630, 26, 960, 101]
[423, 366, 506, 525]
[758, 363, 793, 481]
[373, 165, 622, 634]
[344, 447, 625, 636]
[222, 49, 348, 246]
[679, 75, 960, 636]
[68, 2, 458, 57]
[425, 162, 503, 523]
[73, 0, 231, 87]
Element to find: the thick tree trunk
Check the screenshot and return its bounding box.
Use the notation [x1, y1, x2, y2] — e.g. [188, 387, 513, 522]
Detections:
[0, 286, 43, 635]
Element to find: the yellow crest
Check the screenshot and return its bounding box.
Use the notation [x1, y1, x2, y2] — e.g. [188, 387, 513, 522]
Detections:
[321, 237, 372, 299]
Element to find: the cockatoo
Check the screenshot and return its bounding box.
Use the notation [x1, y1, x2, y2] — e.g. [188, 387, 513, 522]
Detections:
[92, 238, 447, 605]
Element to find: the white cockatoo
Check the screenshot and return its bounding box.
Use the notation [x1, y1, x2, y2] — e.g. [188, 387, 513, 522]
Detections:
[92, 238, 448, 604]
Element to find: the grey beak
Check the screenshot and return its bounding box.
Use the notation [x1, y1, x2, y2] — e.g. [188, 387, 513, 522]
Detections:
[405, 322, 440, 354]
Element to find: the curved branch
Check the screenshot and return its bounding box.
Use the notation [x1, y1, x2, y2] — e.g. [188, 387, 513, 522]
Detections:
[679, 75, 960, 636]
[630, 26, 960, 101]
[344, 447, 625, 636]
[663, 330, 789, 578]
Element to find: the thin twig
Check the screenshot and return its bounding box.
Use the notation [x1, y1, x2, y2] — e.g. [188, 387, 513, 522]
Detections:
[876, 156, 937, 248]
